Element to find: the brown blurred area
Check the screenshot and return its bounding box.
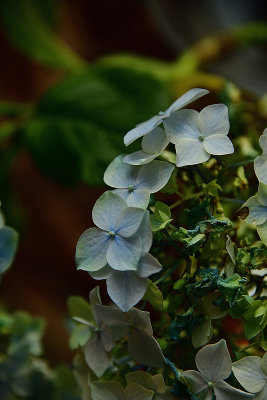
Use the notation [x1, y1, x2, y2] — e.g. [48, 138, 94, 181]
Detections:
[0, 0, 172, 363]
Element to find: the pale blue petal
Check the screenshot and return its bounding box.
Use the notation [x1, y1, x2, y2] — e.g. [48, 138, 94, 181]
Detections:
[196, 339, 232, 382]
[104, 155, 139, 188]
[141, 127, 169, 154]
[91, 381, 124, 400]
[203, 134, 234, 155]
[213, 380, 254, 399]
[107, 270, 148, 312]
[232, 356, 266, 393]
[259, 130, 267, 155]
[181, 370, 208, 394]
[163, 109, 199, 143]
[255, 156, 267, 185]
[136, 253, 162, 278]
[90, 265, 112, 280]
[135, 212, 153, 253]
[165, 88, 209, 116]
[92, 191, 127, 231]
[124, 115, 163, 146]
[76, 228, 109, 272]
[199, 104, 230, 136]
[84, 334, 111, 377]
[255, 386, 267, 400]
[115, 207, 145, 237]
[107, 235, 142, 271]
[123, 151, 159, 165]
[0, 226, 18, 275]
[175, 138, 210, 167]
[113, 188, 150, 209]
[136, 161, 175, 193]
[243, 196, 267, 225]
[257, 183, 267, 206]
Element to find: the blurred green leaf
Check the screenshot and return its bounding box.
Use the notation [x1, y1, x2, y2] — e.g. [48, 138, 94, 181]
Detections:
[0, 0, 85, 71]
[67, 296, 93, 322]
[23, 65, 171, 185]
[144, 280, 163, 311]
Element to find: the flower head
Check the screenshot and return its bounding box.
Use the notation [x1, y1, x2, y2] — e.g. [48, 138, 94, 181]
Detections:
[163, 104, 234, 167]
[255, 128, 267, 184]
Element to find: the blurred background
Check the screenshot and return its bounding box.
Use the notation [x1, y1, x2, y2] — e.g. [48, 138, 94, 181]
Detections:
[0, 0, 267, 365]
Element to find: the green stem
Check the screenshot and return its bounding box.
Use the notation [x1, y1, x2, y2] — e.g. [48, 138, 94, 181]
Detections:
[220, 197, 245, 204]
[226, 159, 255, 169]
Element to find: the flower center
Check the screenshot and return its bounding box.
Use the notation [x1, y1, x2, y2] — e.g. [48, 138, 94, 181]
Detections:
[128, 185, 135, 193]
[198, 134, 205, 141]
[108, 230, 116, 238]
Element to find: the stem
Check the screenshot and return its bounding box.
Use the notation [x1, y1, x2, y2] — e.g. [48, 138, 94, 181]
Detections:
[154, 265, 179, 285]
[226, 159, 255, 169]
[170, 191, 203, 209]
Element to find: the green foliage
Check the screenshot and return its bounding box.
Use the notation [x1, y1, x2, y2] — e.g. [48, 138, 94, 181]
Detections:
[150, 201, 173, 232]
[143, 280, 163, 310]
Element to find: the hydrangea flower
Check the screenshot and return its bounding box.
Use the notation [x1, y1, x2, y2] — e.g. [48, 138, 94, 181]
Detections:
[124, 88, 209, 146]
[239, 183, 267, 246]
[254, 128, 267, 185]
[104, 155, 174, 208]
[90, 212, 162, 311]
[232, 352, 267, 399]
[163, 104, 234, 167]
[76, 192, 145, 272]
[182, 340, 253, 399]
[91, 381, 154, 400]
[123, 127, 169, 165]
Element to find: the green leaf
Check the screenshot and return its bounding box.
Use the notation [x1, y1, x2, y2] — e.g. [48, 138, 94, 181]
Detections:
[243, 299, 267, 339]
[0, 0, 85, 71]
[160, 169, 178, 194]
[203, 180, 223, 197]
[23, 65, 171, 185]
[143, 280, 163, 311]
[67, 296, 93, 322]
[69, 325, 92, 350]
[154, 202, 171, 222]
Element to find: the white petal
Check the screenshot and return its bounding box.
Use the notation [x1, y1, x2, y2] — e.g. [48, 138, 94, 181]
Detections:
[255, 385, 267, 400]
[192, 319, 213, 348]
[165, 88, 209, 116]
[90, 265, 112, 280]
[125, 383, 154, 400]
[135, 211, 153, 253]
[203, 134, 234, 155]
[126, 371, 156, 391]
[232, 356, 267, 393]
[198, 104, 230, 137]
[100, 324, 115, 352]
[112, 188, 150, 209]
[163, 109, 200, 143]
[76, 228, 109, 272]
[261, 352, 267, 375]
[136, 253, 162, 278]
[84, 334, 110, 377]
[104, 155, 139, 188]
[124, 151, 159, 165]
[136, 160, 175, 193]
[91, 381, 124, 400]
[107, 270, 148, 312]
[243, 196, 267, 225]
[181, 370, 208, 394]
[124, 115, 163, 146]
[128, 328, 166, 367]
[195, 339, 232, 382]
[92, 191, 127, 231]
[257, 183, 267, 206]
[116, 207, 145, 237]
[259, 130, 267, 155]
[213, 380, 254, 400]
[175, 138, 210, 167]
[107, 235, 142, 271]
[94, 304, 131, 327]
[255, 156, 267, 185]
[128, 308, 153, 335]
[142, 127, 169, 154]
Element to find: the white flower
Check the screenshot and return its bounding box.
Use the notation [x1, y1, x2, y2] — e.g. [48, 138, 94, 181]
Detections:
[76, 192, 145, 272]
[104, 155, 174, 208]
[91, 381, 154, 400]
[241, 183, 267, 246]
[182, 340, 253, 399]
[124, 88, 209, 146]
[123, 127, 169, 165]
[254, 128, 267, 184]
[163, 104, 234, 167]
[233, 352, 267, 400]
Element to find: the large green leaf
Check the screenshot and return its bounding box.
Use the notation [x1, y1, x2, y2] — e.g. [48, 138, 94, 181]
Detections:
[23, 65, 171, 185]
[0, 0, 85, 71]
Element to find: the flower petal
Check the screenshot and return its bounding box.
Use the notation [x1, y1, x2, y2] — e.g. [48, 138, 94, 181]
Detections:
[107, 270, 148, 312]
[107, 235, 142, 271]
[126, 371, 156, 392]
[124, 151, 159, 165]
[84, 334, 111, 377]
[203, 134, 234, 155]
[163, 109, 199, 142]
[116, 207, 145, 237]
[90, 266, 112, 280]
[76, 228, 109, 272]
[136, 160, 175, 193]
[213, 380, 254, 400]
[257, 183, 267, 206]
[261, 352, 267, 375]
[92, 191, 127, 231]
[112, 188, 150, 209]
[94, 304, 131, 327]
[125, 383, 154, 400]
[135, 211, 153, 253]
[136, 253, 162, 278]
[181, 370, 208, 394]
[175, 138, 210, 167]
[128, 308, 153, 335]
[165, 88, 209, 116]
[243, 196, 267, 225]
[254, 155, 267, 185]
[255, 386, 267, 400]
[124, 115, 163, 146]
[104, 155, 139, 188]
[0, 226, 18, 275]
[198, 104, 230, 137]
[91, 381, 124, 400]
[259, 129, 267, 155]
[89, 286, 102, 325]
[232, 356, 267, 393]
[195, 339, 232, 382]
[141, 126, 169, 154]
